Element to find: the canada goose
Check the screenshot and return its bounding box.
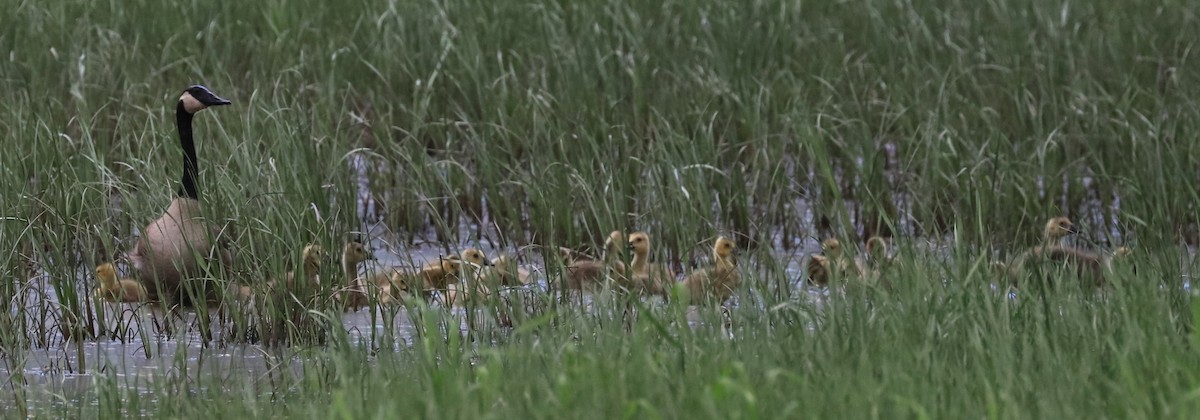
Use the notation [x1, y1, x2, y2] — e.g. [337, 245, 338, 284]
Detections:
[403, 256, 460, 303]
[488, 254, 530, 286]
[389, 249, 490, 303]
[446, 253, 531, 307]
[865, 236, 891, 268]
[862, 236, 895, 288]
[1109, 246, 1135, 274]
[443, 248, 495, 306]
[564, 230, 627, 290]
[1113, 246, 1132, 258]
[806, 254, 831, 287]
[229, 284, 255, 302]
[336, 241, 376, 311]
[1042, 217, 1077, 245]
[626, 232, 675, 298]
[282, 244, 325, 289]
[128, 85, 232, 307]
[806, 238, 860, 287]
[682, 236, 740, 304]
[94, 263, 148, 303]
[1007, 217, 1121, 288]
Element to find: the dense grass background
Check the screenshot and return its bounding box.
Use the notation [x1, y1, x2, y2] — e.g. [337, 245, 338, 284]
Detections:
[2, 0, 1199, 417]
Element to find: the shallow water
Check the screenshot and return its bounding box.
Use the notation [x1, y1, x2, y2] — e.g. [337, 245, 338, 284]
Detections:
[5, 213, 821, 406]
[8, 151, 1155, 408]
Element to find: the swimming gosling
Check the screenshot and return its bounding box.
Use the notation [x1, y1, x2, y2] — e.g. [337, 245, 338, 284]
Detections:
[337, 241, 376, 311]
[390, 248, 491, 303]
[488, 254, 530, 286]
[627, 232, 675, 298]
[807, 238, 860, 287]
[442, 248, 495, 306]
[1008, 217, 1115, 288]
[94, 263, 148, 303]
[682, 236, 740, 305]
[564, 230, 627, 290]
[280, 244, 325, 289]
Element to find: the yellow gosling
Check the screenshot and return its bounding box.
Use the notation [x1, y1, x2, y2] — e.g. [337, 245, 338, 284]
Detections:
[391, 248, 490, 304]
[282, 244, 325, 289]
[337, 241, 376, 311]
[865, 236, 891, 268]
[862, 236, 893, 288]
[1106, 246, 1134, 273]
[1007, 217, 1123, 288]
[1043, 217, 1077, 244]
[94, 263, 148, 303]
[682, 236, 740, 305]
[448, 254, 531, 307]
[444, 248, 496, 306]
[627, 232, 675, 298]
[229, 284, 254, 303]
[565, 230, 627, 290]
[1113, 246, 1133, 258]
[489, 255, 531, 286]
[823, 238, 863, 274]
[806, 254, 831, 287]
[807, 238, 862, 287]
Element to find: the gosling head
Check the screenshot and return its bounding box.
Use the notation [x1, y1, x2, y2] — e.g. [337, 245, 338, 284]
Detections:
[491, 255, 531, 285]
[866, 236, 887, 259]
[95, 263, 118, 287]
[302, 244, 325, 264]
[1113, 246, 1133, 259]
[821, 238, 842, 258]
[714, 236, 737, 260]
[1044, 217, 1076, 240]
[179, 85, 232, 114]
[441, 255, 463, 274]
[460, 248, 492, 267]
[604, 230, 626, 253]
[628, 232, 650, 256]
[342, 241, 375, 265]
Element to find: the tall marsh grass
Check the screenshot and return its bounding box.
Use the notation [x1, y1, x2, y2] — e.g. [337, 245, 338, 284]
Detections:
[1, 0, 1198, 417]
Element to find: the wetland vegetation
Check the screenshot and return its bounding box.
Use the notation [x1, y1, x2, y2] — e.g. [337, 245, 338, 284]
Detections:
[2, 0, 1200, 417]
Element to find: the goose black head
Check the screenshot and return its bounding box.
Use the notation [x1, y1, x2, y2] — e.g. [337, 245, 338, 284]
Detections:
[180, 85, 232, 114]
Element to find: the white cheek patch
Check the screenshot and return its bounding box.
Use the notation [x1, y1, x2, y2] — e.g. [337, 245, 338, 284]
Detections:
[180, 92, 207, 113]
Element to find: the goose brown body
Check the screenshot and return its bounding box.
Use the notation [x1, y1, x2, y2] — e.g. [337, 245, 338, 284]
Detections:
[129, 86, 231, 306]
[1007, 217, 1128, 288]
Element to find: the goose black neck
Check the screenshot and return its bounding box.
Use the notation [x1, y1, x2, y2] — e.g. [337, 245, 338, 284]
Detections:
[175, 101, 198, 199]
